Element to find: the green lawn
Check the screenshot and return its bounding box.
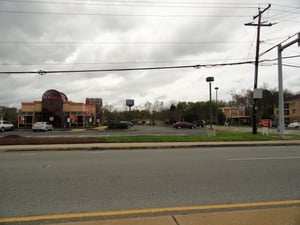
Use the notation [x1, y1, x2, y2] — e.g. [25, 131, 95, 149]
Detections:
[98, 130, 300, 143]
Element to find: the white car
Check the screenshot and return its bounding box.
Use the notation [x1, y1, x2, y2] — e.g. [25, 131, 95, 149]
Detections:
[32, 122, 54, 132]
[287, 122, 300, 128]
[0, 120, 14, 132]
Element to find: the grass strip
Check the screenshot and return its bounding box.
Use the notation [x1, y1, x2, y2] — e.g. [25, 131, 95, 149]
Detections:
[99, 130, 300, 143]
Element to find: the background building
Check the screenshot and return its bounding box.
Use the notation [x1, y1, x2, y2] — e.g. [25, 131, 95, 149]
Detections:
[274, 94, 300, 124]
[221, 107, 250, 125]
[19, 89, 103, 128]
[86, 98, 103, 126]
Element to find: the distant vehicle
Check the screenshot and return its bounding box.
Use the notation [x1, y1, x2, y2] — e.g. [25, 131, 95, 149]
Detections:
[172, 121, 196, 129]
[287, 122, 300, 128]
[0, 120, 14, 132]
[271, 121, 277, 127]
[120, 121, 134, 127]
[193, 120, 206, 127]
[32, 122, 54, 132]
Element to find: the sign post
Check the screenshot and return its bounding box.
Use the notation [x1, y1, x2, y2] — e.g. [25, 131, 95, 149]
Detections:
[259, 119, 271, 135]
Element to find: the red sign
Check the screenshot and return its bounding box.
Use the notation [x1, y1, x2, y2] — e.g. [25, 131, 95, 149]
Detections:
[47, 95, 58, 100]
[259, 119, 271, 127]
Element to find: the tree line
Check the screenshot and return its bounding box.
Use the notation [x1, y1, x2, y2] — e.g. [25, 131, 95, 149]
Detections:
[104, 88, 295, 125]
[0, 88, 295, 126]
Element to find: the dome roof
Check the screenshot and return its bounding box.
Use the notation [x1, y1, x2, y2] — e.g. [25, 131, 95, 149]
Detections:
[42, 89, 68, 102]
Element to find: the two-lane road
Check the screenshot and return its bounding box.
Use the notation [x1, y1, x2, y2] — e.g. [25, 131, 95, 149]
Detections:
[1, 146, 300, 218]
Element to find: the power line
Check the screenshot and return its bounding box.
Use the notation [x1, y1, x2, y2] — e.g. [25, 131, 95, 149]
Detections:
[282, 63, 300, 68]
[1, 54, 299, 67]
[260, 33, 299, 57]
[0, 52, 298, 67]
[268, 7, 300, 21]
[3, 55, 299, 75]
[0, 0, 260, 9]
[0, 60, 256, 75]
[0, 0, 262, 7]
[0, 10, 251, 18]
[0, 41, 252, 45]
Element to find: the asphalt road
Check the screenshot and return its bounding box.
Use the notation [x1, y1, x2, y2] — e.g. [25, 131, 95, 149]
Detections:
[1, 146, 300, 218]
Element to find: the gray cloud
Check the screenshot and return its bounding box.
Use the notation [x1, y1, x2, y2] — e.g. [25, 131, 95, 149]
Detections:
[0, 0, 299, 109]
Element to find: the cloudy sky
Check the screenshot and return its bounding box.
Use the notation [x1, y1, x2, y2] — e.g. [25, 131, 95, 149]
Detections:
[0, 0, 299, 110]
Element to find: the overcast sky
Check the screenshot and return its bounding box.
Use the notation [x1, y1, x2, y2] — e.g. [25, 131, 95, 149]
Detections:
[0, 0, 299, 110]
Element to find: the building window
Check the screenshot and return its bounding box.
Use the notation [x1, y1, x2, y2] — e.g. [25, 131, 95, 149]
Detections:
[284, 103, 289, 109]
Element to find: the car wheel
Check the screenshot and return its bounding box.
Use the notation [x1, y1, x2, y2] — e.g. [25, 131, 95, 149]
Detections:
[1, 127, 5, 132]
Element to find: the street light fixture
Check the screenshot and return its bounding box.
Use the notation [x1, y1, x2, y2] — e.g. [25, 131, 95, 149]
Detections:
[206, 77, 214, 130]
[215, 87, 219, 125]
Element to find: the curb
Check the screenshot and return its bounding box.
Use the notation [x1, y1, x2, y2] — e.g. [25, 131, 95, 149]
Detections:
[1, 140, 300, 152]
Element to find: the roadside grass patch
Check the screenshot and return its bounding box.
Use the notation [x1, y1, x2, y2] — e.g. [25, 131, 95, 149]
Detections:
[99, 130, 295, 143]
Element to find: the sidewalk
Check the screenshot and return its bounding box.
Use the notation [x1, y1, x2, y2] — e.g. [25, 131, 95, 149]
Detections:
[2, 200, 300, 225]
[1, 140, 300, 152]
[47, 206, 300, 225]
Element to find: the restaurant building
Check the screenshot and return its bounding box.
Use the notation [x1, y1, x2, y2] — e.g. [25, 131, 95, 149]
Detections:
[19, 89, 103, 128]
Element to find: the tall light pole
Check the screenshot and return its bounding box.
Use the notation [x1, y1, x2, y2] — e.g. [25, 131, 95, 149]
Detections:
[215, 87, 219, 125]
[206, 77, 214, 130]
[277, 33, 300, 137]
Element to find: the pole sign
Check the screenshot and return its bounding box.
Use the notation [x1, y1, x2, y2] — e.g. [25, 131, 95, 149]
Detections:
[126, 99, 134, 107]
[259, 119, 271, 127]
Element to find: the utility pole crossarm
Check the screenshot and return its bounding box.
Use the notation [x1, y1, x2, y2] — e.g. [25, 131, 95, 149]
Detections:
[244, 22, 273, 26]
[253, 4, 271, 20]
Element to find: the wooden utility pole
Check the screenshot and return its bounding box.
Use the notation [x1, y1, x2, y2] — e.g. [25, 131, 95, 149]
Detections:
[245, 4, 273, 134]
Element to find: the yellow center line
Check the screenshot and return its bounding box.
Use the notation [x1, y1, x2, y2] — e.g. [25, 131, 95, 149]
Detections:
[1, 199, 300, 223]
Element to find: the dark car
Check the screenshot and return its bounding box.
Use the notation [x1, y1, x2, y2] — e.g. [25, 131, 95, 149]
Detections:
[193, 120, 206, 127]
[172, 121, 196, 129]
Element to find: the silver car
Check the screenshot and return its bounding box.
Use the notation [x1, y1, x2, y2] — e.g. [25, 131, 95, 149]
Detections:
[0, 120, 14, 132]
[287, 122, 300, 128]
[32, 122, 54, 132]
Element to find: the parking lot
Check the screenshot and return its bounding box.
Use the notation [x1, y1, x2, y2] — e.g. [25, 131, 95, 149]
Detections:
[1, 124, 300, 139]
[0, 125, 209, 138]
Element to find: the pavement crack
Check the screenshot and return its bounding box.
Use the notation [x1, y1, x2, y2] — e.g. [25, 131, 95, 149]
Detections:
[172, 215, 181, 225]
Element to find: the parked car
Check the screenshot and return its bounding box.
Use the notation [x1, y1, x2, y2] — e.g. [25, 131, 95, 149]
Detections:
[120, 121, 134, 127]
[32, 122, 54, 132]
[0, 120, 14, 132]
[287, 122, 300, 128]
[172, 121, 196, 129]
[193, 120, 206, 127]
[106, 121, 128, 129]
